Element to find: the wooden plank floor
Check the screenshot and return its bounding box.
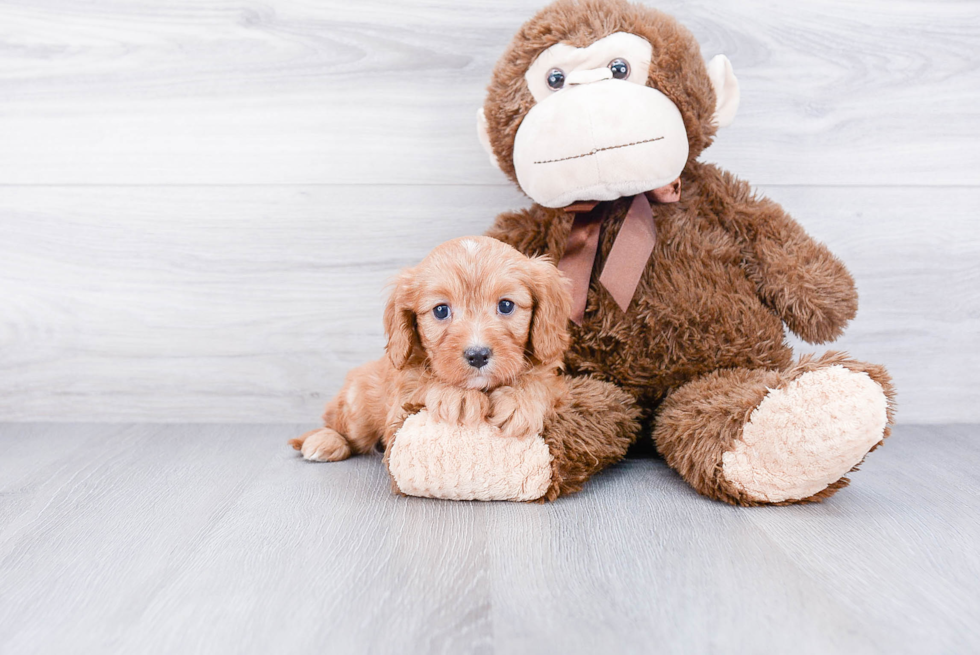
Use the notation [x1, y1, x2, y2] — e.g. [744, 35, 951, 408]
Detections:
[1, 424, 977, 654]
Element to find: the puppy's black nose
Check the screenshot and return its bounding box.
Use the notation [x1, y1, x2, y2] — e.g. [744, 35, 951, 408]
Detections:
[464, 346, 492, 369]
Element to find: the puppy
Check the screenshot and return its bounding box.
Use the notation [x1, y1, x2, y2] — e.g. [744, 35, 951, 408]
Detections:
[289, 236, 572, 462]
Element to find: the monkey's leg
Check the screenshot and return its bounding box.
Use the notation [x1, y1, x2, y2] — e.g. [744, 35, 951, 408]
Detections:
[384, 376, 639, 502]
[539, 376, 641, 501]
[653, 352, 896, 505]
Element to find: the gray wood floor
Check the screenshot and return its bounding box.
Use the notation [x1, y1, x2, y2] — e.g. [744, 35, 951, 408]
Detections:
[1, 423, 977, 654]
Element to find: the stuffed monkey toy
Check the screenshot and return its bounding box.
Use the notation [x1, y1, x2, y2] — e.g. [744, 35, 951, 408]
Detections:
[462, 0, 897, 505]
[382, 0, 897, 504]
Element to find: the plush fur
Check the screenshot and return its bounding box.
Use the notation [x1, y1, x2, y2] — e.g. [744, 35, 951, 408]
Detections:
[386, 410, 554, 501]
[539, 375, 640, 500]
[481, 0, 896, 504]
[483, 0, 719, 183]
[655, 352, 896, 505]
[382, 374, 639, 501]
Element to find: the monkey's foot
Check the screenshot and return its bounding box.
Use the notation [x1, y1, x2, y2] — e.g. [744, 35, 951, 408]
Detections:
[721, 365, 889, 503]
[386, 411, 553, 502]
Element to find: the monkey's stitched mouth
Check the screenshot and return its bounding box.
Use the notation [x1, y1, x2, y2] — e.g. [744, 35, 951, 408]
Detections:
[533, 136, 664, 165]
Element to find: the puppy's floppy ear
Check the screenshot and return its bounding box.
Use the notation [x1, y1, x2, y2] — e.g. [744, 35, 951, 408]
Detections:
[527, 257, 573, 366]
[383, 270, 419, 370]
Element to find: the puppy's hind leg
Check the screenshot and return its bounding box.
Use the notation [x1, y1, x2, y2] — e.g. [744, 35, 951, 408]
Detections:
[289, 427, 352, 462]
[290, 358, 389, 461]
[289, 395, 357, 462]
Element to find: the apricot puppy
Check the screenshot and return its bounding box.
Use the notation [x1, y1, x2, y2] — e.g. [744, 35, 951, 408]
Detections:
[289, 236, 572, 462]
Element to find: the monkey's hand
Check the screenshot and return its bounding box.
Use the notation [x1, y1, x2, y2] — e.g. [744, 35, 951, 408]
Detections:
[710, 164, 858, 344]
[751, 235, 859, 344]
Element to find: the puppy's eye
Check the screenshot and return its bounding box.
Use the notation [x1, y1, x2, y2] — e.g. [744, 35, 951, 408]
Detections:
[546, 68, 565, 90]
[608, 58, 630, 80]
[497, 299, 515, 315]
[432, 304, 451, 320]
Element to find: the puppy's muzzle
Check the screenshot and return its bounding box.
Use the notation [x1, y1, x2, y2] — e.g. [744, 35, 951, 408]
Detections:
[464, 346, 492, 369]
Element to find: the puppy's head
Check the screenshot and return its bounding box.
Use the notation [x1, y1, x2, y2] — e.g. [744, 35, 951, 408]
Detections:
[384, 236, 571, 390]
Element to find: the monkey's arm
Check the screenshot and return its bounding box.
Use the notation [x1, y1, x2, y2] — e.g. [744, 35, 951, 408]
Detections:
[704, 164, 857, 344]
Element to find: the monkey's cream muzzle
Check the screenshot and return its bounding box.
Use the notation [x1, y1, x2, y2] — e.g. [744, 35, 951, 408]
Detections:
[511, 78, 690, 208]
[476, 31, 739, 208]
[564, 66, 613, 85]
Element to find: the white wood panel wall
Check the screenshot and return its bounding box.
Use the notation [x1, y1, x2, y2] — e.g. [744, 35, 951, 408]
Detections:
[0, 0, 977, 423]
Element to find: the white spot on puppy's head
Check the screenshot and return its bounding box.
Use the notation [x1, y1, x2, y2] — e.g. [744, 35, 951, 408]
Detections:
[461, 239, 480, 254]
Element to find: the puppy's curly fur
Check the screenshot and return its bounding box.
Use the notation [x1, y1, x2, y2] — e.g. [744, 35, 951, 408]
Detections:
[290, 236, 572, 462]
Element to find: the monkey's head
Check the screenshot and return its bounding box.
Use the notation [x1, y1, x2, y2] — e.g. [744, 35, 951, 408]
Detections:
[478, 0, 739, 208]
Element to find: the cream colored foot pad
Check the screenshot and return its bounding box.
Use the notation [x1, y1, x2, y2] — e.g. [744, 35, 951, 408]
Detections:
[722, 365, 888, 503]
[388, 410, 553, 502]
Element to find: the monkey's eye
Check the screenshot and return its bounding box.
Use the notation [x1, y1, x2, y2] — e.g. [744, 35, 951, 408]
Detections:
[497, 299, 516, 315]
[433, 304, 451, 320]
[608, 58, 630, 80]
[546, 68, 565, 90]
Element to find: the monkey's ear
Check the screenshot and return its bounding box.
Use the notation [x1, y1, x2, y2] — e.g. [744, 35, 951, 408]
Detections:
[476, 107, 503, 171]
[707, 55, 740, 129]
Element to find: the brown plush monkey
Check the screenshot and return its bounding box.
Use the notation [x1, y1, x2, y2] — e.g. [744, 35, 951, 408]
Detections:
[476, 0, 897, 505]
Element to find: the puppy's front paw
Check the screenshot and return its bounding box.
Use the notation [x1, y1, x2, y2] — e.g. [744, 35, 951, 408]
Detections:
[426, 386, 489, 427]
[290, 428, 351, 462]
[459, 389, 491, 427]
[489, 387, 544, 439]
[427, 386, 465, 424]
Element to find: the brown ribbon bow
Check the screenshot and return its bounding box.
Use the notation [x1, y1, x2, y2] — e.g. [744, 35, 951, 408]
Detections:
[557, 178, 681, 325]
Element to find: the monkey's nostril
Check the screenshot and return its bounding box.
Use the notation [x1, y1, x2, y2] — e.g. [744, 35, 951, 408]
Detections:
[464, 346, 492, 369]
